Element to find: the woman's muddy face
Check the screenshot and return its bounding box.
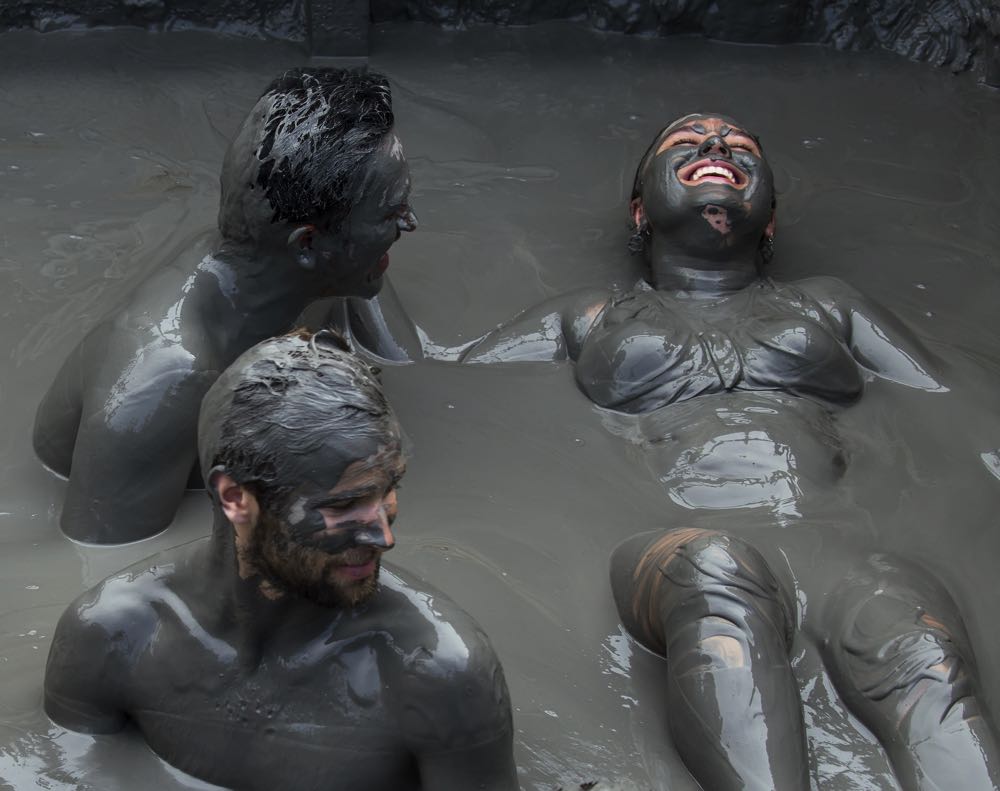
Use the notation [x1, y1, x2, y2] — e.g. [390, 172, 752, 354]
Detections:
[639, 115, 774, 254]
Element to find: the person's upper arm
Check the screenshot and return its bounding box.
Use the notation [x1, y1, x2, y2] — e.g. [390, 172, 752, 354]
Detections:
[460, 287, 610, 364]
[797, 275, 945, 391]
[44, 586, 134, 734]
[403, 640, 518, 790]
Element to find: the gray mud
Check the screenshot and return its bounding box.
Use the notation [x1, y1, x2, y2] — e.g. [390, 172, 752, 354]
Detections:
[1, 22, 999, 790]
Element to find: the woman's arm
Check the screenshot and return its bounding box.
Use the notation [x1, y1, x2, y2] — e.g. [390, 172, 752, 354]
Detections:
[459, 287, 611, 364]
[797, 275, 946, 392]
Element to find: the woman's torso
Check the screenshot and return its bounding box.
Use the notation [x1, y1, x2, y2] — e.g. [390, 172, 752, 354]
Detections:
[578, 279, 865, 516]
[576, 279, 864, 414]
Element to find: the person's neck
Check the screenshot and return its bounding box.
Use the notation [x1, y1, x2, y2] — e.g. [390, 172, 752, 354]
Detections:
[207, 512, 346, 668]
[647, 239, 760, 297]
[200, 237, 328, 352]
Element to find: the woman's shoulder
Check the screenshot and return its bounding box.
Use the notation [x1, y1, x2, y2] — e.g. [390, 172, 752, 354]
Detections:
[769, 275, 866, 338]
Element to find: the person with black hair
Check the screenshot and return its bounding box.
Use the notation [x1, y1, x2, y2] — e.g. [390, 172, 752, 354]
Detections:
[43, 330, 518, 791]
[33, 67, 418, 544]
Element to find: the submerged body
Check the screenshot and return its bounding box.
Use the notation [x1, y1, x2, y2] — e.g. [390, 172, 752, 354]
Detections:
[460, 114, 999, 789]
[33, 68, 417, 545]
[44, 332, 517, 790]
[45, 542, 513, 791]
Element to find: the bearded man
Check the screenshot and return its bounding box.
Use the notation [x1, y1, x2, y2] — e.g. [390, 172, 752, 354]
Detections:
[43, 331, 517, 791]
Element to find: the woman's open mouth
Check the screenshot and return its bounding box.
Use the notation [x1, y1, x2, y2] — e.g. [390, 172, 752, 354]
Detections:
[678, 158, 748, 188]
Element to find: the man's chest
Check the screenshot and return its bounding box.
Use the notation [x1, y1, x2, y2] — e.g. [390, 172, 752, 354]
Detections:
[128, 655, 418, 790]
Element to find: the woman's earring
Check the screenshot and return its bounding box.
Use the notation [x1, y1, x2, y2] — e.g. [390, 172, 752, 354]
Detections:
[761, 234, 775, 265]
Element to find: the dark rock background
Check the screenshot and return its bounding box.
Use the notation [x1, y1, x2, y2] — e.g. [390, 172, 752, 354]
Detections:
[2, 0, 998, 82]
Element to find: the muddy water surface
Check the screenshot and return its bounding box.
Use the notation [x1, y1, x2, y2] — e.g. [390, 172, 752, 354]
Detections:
[1, 22, 999, 790]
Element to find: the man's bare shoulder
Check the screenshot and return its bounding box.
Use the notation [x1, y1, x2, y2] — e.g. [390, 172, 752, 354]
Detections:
[49, 545, 202, 658]
[44, 549, 195, 733]
[363, 565, 513, 751]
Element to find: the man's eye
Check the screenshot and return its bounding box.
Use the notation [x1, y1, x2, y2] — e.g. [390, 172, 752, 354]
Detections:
[671, 137, 699, 147]
[318, 501, 354, 515]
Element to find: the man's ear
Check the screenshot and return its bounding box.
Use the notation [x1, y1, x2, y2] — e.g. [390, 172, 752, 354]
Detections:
[630, 198, 645, 230]
[287, 224, 317, 270]
[765, 211, 776, 240]
[210, 470, 259, 527]
[287, 224, 316, 250]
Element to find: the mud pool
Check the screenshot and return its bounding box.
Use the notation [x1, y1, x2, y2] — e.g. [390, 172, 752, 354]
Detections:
[1, 21, 1000, 790]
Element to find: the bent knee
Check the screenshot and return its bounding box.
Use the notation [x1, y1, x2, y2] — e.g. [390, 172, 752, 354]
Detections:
[616, 528, 795, 654]
[693, 617, 751, 670]
[661, 531, 794, 635]
[832, 588, 971, 702]
[826, 559, 982, 731]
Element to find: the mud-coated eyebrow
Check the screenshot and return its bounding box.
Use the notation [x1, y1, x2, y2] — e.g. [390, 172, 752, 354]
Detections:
[311, 471, 405, 508]
[312, 487, 379, 508]
[666, 124, 702, 137]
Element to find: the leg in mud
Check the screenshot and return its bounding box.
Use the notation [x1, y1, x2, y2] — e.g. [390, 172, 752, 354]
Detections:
[822, 554, 1000, 791]
[611, 528, 809, 790]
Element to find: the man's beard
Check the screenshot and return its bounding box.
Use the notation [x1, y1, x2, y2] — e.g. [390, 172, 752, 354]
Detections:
[245, 511, 382, 608]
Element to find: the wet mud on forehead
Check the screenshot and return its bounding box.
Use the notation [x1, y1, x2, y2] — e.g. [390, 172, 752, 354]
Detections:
[2, 22, 1000, 790]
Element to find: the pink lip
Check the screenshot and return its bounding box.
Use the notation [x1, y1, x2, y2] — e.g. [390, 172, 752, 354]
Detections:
[336, 560, 376, 580]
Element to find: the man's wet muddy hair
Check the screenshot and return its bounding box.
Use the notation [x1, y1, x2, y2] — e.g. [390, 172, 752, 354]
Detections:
[220, 67, 394, 239]
[627, 114, 775, 268]
[199, 329, 396, 512]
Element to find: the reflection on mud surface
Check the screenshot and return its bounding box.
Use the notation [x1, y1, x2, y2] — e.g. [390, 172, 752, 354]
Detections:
[1, 20, 1000, 790]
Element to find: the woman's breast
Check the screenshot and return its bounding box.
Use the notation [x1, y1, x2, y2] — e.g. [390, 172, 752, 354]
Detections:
[575, 290, 864, 413]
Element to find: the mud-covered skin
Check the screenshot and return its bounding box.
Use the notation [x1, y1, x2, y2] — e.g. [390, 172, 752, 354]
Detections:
[32, 71, 416, 545]
[610, 529, 808, 791]
[462, 115, 941, 403]
[821, 555, 1000, 790]
[613, 531, 1000, 791]
[466, 114, 988, 788]
[461, 116, 942, 517]
[44, 333, 517, 790]
[44, 544, 516, 791]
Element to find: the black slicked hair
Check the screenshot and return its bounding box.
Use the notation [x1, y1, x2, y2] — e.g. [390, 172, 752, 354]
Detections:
[199, 330, 397, 512]
[220, 67, 394, 239]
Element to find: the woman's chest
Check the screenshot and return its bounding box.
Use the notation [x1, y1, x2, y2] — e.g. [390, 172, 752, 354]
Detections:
[577, 289, 862, 411]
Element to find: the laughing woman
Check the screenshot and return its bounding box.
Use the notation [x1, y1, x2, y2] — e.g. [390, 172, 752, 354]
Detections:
[459, 114, 1000, 791]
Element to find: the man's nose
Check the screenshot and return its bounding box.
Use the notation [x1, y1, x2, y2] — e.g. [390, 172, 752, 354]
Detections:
[699, 135, 731, 158]
[353, 511, 396, 550]
[397, 209, 418, 233]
